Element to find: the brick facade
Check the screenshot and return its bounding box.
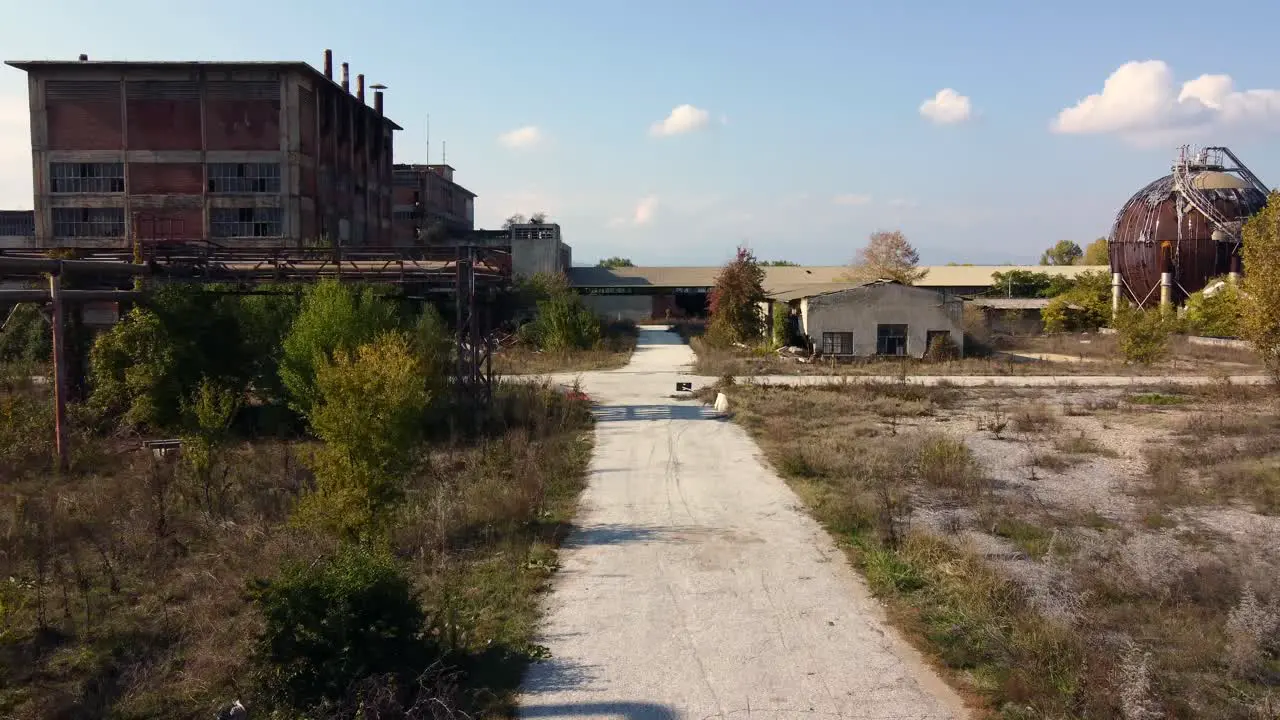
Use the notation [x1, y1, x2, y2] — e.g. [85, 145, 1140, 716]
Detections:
[5, 58, 400, 250]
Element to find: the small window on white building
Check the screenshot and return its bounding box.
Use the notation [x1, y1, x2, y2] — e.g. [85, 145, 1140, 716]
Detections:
[821, 332, 853, 356]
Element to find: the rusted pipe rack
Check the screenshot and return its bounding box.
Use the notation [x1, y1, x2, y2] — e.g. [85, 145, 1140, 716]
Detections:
[0, 244, 513, 469]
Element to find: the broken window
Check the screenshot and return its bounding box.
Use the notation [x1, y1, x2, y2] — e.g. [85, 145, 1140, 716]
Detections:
[207, 163, 281, 193]
[210, 207, 282, 238]
[821, 332, 853, 356]
[52, 208, 125, 238]
[50, 163, 124, 193]
[876, 324, 908, 356]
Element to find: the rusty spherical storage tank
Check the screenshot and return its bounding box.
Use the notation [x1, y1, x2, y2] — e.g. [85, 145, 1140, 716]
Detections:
[1109, 148, 1268, 307]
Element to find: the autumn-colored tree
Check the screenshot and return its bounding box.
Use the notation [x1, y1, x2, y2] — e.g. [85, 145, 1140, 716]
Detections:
[1040, 240, 1083, 266]
[847, 230, 927, 285]
[1083, 237, 1109, 266]
[1240, 192, 1280, 376]
[707, 246, 766, 346]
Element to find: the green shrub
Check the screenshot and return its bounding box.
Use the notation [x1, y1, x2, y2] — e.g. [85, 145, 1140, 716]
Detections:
[87, 306, 185, 429]
[1184, 278, 1242, 338]
[707, 246, 766, 346]
[249, 543, 430, 713]
[1115, 306, 1174, 365]
[279, 281, 399, 419]
[527, 288, 600, 352]
[1043, 270, 1112, 333]
[297, 332, 430, 538]
[771, 301, 790, 348]
[0, 303, 51, 364]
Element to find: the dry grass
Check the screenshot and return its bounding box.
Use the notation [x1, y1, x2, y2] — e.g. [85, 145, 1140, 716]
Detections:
[727, 382, 1280, 719]
[493, 322, 638, 375]
[0, 382, 593, 719]
[688, 330, 1267, 378]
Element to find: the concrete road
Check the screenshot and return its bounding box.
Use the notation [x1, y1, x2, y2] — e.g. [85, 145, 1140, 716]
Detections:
[519, 327, 968, 720]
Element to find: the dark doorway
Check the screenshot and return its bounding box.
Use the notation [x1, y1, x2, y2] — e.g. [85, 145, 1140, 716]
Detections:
[674, 291, 708, 318]
[876, 324, 908, 356]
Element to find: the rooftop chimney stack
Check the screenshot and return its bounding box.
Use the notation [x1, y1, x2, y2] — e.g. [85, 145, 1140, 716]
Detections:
[356, 74, 365, 103]
[374, 89, 384, 115]
[323, 49, 333, 79]
[78, 54, 88, 62]
[341, 62, 350, 92]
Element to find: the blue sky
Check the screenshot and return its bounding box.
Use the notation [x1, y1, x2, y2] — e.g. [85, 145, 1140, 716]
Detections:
[2, 0, 1279, 265]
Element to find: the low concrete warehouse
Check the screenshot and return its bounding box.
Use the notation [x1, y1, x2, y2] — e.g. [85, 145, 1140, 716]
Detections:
[772, 280, 964, 358]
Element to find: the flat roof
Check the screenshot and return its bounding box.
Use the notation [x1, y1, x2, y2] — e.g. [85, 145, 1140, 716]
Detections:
[4, 59, 403, 130]
[569, 264, 1107, 291]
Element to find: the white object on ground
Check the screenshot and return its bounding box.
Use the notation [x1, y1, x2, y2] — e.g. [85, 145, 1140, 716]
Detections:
[713, 391, 729, 413]
[519, 326, 967, 720]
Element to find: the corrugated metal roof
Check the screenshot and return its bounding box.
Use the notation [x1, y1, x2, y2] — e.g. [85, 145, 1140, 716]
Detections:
[568, 264, 1107, 290]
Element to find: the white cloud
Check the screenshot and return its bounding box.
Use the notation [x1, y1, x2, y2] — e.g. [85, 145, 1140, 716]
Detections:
[919, 89, 972, 125]
[610, 195, 659, 227]
[0, 93, 32, 209]
[832, 193, 872, 206]
[498, 125, 543, 149]
[650, 105, 711, 136]
[1051, 60, 1280, 143]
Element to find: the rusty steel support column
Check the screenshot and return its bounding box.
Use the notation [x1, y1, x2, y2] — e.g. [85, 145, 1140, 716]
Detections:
[49, 272, 69, 471]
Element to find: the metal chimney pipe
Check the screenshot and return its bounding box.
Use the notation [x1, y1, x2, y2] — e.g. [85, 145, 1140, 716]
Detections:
[374, 90, 384, 115]
[340, 62, 350, 92]
[323, 49, 333, 79]
[356, 74, 365, 103]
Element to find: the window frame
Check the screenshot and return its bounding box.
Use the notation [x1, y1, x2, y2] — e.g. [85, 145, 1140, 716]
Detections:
[51, 207, 126, 238]
[209, 207, 283, 238]
[207, 163, 282, 194]
[821, 331, 854, 356]
[49, 162, 125, 194]
[876, 324, 909, 356]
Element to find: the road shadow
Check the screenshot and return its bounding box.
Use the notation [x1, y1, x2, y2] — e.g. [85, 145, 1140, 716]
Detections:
[519, 657, 604, 695]
[520, 701, 679, 720]
[635, 329, 687, 346]
[564, 523, 672, 547]
[592, 405, 720, 422]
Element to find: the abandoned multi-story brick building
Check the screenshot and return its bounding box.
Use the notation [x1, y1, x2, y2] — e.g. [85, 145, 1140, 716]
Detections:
[392, 163, 476, 243]
[4, 51, 400, 250]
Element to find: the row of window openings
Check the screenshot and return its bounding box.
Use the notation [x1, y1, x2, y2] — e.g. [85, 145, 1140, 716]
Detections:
[48, 163, 281, 194]
[50, 208, 282, 238]
[820, 327, 951, 356]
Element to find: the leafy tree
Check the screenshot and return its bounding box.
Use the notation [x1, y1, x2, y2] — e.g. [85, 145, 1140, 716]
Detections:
[1083, 237, 1110, 266]
[527, 285, 601, 352]
[1185, 278, 1242, 338]
[298, 332, 431, 539]
[0, 303, 50, 364]
[597, 257, 635, 268]
[1241, 192, 1280, 375]
[1115, 306, 1174, 365]
[989, 270, 1078, 298]
[411, 305, 453, 402]
[761, 260, 799, 267]
[708, 246, 766, 345]
[1042, 270, 1112, 332]
[279, 282, 399, 420]
[503, 211, 550, 228]
[1040, 240, 1083, 266]
[847, 230, 927, 285]
[89, 306, 188, 429]
[249, 543, 429, 713]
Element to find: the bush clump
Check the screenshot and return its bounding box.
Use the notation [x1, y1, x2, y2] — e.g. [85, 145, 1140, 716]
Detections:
[1115, 306, 1175, 365]
[249, 543, 432, 713]
[1184, 278, 1242, 338]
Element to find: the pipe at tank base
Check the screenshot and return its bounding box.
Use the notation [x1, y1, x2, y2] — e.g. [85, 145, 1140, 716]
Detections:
[1160, 272, 1173, 312]
[1112, 272, 1122, 316]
